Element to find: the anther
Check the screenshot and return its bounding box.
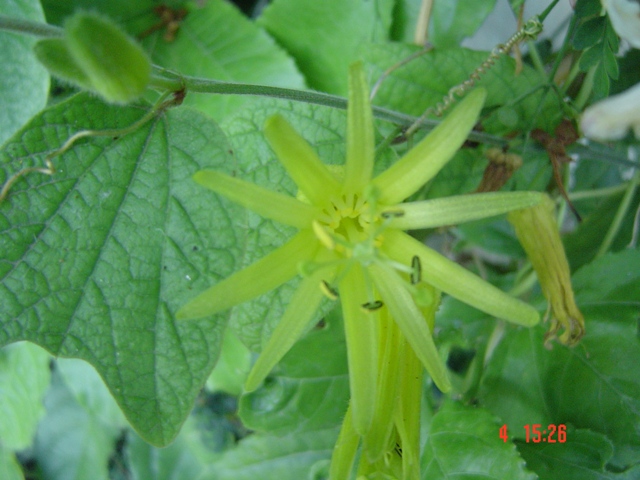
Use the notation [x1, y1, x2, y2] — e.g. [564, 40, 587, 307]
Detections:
[360, 300, 384, 312]
[411, 255, 422, 285]
[320, 280, 339, 300]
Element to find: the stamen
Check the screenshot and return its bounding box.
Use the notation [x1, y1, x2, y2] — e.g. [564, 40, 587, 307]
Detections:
[312, 220, 336, 250]
[380, 209, 405, 219]
[320, 280, 339, 300]
[411, 255, 422, 285]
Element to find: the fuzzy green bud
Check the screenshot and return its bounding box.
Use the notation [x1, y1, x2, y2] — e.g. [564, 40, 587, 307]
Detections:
[34, 12, 151, 103]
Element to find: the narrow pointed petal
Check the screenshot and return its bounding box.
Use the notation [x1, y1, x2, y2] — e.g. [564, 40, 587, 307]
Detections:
[329, 404, 360, 480]
[369, 262, 451, 392]
[194, 170, 317, 229]
[177, 229, 318, 320]
[387, 192, 545, 230]
[343, 62, 374, 192]
[394, 342, 423, 480]
[364, 309, 401, 462]
[341, 263, 378, 435]
[372, 88, 486, 205]
[264, 114, 341, 205]
[383, 229, 540, 326]
[244, 264, 331, 392]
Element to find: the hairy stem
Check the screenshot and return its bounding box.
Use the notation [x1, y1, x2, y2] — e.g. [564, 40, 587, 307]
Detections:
[0, 15, 63, 37]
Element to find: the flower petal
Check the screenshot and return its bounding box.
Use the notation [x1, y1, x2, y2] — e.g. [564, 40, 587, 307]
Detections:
[329, 404, 360, 480]
[341, 263, 378, 435]
[264, 114, 341, 205]
[372, 88, 486, 205]
[194, 170, 317, 229]
[244, 263, 331, 392]
[387, 192, 545, 230]
[177, 229, 318, 320]
[383, 229, 540, 326]
[343, 62, 375, 192]
[364, 308, 401, 462]
[369, 262, 451, 392]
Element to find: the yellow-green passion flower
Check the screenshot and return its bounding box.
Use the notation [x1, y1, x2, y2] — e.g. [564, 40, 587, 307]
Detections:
[177, 62, 542, 436]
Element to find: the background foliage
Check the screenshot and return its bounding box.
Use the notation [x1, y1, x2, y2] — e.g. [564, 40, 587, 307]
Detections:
[0, 0, 639, 479]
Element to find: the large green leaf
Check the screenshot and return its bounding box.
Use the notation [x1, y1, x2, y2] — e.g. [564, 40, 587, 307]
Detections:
[0, 0, 49, 145]
[258, 0, 394, 95]
[479, 250, 640, 469]
[144, 0, 305, 121]
[0, 342, 50, 450]
[422, 401, 536, 479]
[0, 93, 242, 446]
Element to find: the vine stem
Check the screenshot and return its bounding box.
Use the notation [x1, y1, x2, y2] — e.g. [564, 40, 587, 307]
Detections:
[149, 68, 508, 147]
[595, 172, 640, 258]
[0, 15, 63, 37]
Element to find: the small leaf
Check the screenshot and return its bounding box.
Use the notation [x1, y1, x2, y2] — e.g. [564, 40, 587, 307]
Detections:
[573, 16, 606, 50]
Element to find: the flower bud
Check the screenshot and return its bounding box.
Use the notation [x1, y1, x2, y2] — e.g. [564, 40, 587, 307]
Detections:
[34, 12, 150, 103]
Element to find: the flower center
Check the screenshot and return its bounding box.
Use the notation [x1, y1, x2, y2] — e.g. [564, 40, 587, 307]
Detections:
[314, 192, 382, 260]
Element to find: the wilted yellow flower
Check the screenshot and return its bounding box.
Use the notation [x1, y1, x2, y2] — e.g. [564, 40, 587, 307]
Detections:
[508, 195, 585, 345]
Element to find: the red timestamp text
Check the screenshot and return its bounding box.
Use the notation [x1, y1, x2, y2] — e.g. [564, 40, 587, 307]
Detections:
[499, 424, 567, 443]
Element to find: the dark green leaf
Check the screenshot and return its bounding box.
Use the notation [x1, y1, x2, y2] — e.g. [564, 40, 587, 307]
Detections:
[0, 93, 241, 446]
[575, 0, 603, 19]
[579, 45, 602, 71]
[573, 16, 606, 50]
